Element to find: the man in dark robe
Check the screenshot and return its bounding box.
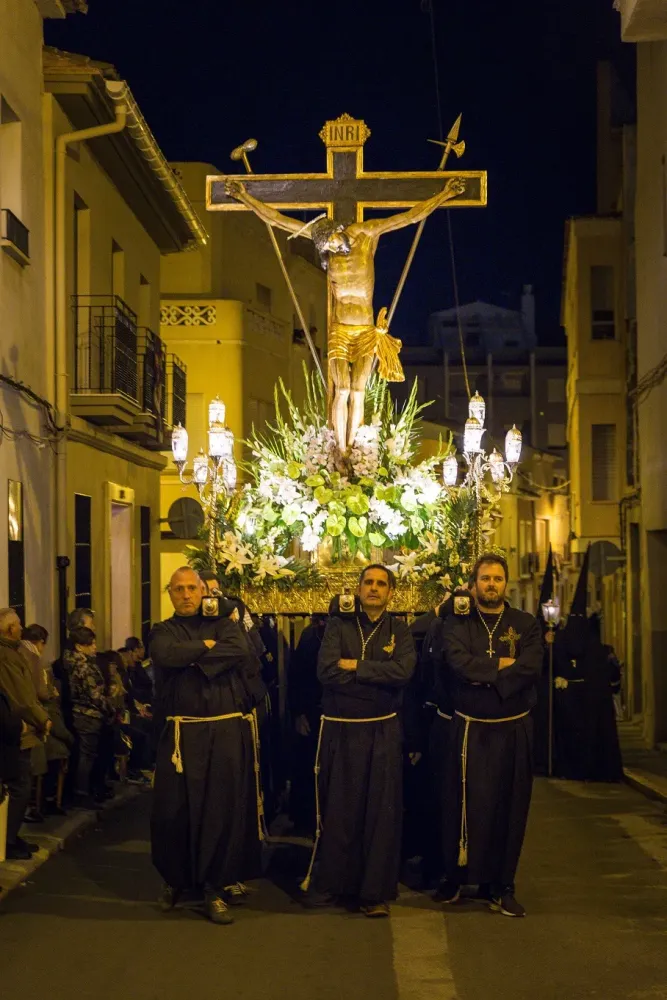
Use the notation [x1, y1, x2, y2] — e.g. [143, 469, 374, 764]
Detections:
[553, 615, 622, 782]
[149, 567, 266, 925]
[302, 564, 416, 918]
[439, 553, 543, 918]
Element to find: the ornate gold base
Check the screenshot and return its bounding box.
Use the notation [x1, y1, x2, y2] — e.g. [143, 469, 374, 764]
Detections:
[241, 566, 438, 614]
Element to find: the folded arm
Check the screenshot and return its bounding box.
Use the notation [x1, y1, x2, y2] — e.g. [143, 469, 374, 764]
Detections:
[317, 618, 354, 686]
[442, 621, 500, 684]
[356, 627, 416, 687]
[494, 619, 543, 699]
[0, 658, 50, 731]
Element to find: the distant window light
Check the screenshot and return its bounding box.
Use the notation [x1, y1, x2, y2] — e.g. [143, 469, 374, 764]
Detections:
[590, 265, 616, 340]
[256, 283, 272, 312]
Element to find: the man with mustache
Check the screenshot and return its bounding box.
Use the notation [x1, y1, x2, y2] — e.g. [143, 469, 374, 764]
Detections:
[437, 553, 543, 918]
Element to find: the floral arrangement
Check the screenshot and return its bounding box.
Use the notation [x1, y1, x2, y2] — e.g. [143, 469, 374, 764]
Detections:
[187, 371, 477, 593]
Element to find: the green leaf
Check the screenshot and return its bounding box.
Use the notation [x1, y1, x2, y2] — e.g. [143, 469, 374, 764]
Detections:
[314, 486, 334, 505]
[378, 467, 388, 478]
[346, 494, 370, 515]
[326, 514, 346, 537]
[261, 505, 279, 524]
[282, 504, 302, 526]
[348, 515, 367, 538]
[305, 474, 325, 488]
[410, 514, 424, 534]
[286, 461, 302, 480]
[368, 531, 386, 547]
[327, 499, 346, 516]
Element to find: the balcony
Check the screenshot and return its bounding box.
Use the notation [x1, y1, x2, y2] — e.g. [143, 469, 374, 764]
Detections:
[1, 208, 30, 266]
[122, 328, 169, 448]
[169, 353, 187, 429]
[71, 295, 140, 427]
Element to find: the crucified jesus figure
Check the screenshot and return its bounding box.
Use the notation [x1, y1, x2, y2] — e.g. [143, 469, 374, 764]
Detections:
[225, 175, 466, 451]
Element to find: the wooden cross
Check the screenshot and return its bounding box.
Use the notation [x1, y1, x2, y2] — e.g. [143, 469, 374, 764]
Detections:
[499, 626, 520, 658]
[207, 113, 487, 226]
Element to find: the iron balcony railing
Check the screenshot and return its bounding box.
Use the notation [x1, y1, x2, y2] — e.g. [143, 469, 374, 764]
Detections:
[168, 353, 187, 429]
[72, 295, 138, 401]
[1, 208, 30, 261]
[138, 328, 167, 422]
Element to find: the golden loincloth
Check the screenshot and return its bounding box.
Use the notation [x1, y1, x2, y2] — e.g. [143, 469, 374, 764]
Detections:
[328, 307, 405, 382]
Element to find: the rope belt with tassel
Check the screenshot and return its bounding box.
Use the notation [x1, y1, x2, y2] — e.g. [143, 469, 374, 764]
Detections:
[166, 709, 268, 842]
[455, 709, 530, 868]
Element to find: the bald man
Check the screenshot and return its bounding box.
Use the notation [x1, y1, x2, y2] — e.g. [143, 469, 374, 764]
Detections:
[149, 567, 266, 925]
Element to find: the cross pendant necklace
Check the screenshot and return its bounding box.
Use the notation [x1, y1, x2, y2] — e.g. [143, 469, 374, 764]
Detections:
[356, 616, 383, 660]
[476, 608, 505, 657]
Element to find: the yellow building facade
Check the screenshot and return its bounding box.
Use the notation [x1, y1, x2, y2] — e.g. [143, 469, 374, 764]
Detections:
[0, 4, 206, 658]
[159, 162, 327, 614]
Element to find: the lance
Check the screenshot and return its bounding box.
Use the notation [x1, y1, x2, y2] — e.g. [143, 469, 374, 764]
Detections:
[386, 114, 466, 327]
[230, 139, 326, 388]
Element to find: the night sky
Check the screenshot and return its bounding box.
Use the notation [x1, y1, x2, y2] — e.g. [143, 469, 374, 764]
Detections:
[45, 0, 633, 346]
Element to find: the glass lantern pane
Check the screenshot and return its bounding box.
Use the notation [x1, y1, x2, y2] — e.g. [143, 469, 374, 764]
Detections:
[208, 396, 226, 427]
[171, 423, 188, 463]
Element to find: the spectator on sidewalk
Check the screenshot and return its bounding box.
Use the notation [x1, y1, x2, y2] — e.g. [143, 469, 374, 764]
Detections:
[0, 608, 50, 860]
[68, 626, 113, 806]
[1, 687, 23, 866]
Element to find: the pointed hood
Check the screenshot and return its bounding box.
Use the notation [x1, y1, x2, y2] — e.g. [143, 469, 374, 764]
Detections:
[538, 545, 554, 608]
[569, 545, 590, 617]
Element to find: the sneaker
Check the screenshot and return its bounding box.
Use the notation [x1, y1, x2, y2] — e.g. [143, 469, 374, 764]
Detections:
[360, 901, 390, 918]
[223, 882, 250, 906]
[434, 880, 461, 904]
[205, 892, 234, 925]
[489, 893, 526, 918]
[159, 884, 180, 912]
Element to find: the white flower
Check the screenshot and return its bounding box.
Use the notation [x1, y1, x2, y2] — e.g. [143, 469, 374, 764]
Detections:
[394, 551, 420, 579]
[254, 553, 296, 582]
[300, 525, 321, 552]
[216, 531, 254, 575]
[419, 530, 440, 557]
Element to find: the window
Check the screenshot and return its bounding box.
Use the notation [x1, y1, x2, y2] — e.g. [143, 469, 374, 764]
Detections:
[547, 423, 566, 448]
[256, 283, 272, 312]
[73, 194, 90, 299]
[591, 424, 617, 501]
[590, 265, 615, 340]
[7, 480, 25, 624]
[74, 494, 92, 609]
[140, 506, 151, 645]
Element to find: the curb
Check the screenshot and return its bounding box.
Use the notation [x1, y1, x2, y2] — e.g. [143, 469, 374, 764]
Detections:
[623, 767, 667, 807]
[0, 785, 142, 902]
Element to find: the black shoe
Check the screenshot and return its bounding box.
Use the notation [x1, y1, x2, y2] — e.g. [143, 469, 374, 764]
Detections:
[15, 836, 39, 854]
[434, 880, 461, 904]
[489, 892, 526, 917]
[223, 882, 250, 906]
[476, 883, 493, 902]
[205, 891, 234, 925]
[5, 843, 32, 861]
[360, 901, 390, 918]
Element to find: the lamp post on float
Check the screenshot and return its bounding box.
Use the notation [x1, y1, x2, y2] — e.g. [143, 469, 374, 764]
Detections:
[440, 391, 522, 559]
[171, 396, 237, 564]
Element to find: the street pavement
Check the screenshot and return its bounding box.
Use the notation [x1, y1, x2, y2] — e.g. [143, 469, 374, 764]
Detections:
[2, 778, 667, 1000]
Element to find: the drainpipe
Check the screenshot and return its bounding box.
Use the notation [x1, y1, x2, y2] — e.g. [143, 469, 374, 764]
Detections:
[54, 102, 127, 651]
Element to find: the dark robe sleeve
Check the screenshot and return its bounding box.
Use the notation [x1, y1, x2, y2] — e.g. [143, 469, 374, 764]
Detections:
[149, 619, 249, 680]
[317, 618, 354, 687]
[493, 617, 543, 700]
[443, 617, 500, 684]
[356, 624, 416, 688]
